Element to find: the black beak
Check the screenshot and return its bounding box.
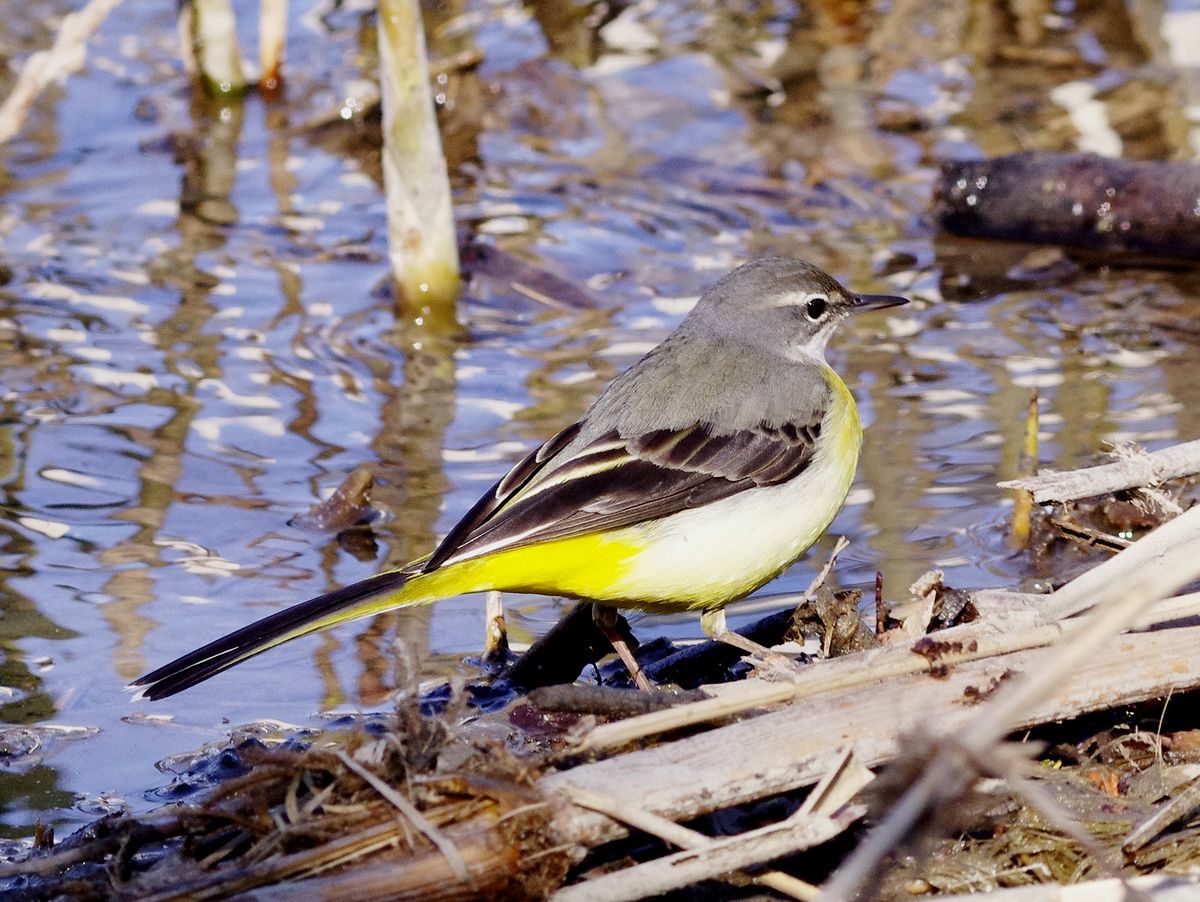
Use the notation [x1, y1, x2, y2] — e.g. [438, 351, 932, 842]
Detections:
[852, 293, 908, 312]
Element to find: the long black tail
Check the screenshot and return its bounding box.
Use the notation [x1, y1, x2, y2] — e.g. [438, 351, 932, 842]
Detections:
[131, 568, 416, 700]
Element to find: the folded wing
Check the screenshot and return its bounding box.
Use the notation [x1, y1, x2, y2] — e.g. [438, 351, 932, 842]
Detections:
[424, 412, 826, 570]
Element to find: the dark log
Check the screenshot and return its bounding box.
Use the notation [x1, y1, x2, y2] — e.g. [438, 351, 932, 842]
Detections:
[937, 152, 1200, 259]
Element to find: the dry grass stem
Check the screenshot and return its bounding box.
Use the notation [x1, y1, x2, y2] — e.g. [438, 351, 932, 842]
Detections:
[258, 0, 288, 94]
[378, 0, 461, 311]
[803, 535, 851, 605]
[334, 749, 475, 888]
[187, 0, 247, 98]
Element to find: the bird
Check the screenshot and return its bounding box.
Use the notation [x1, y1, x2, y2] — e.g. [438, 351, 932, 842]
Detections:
[132, 257, 906, 699]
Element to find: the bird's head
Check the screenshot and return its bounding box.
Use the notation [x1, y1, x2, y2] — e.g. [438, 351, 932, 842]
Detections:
[687, 257, 908, 360]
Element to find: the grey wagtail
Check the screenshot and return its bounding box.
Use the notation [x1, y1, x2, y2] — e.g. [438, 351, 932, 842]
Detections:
[133, 257, 906, 699]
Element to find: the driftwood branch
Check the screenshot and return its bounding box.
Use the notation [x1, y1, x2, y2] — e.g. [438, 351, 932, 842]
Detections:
[999, 439, 1200, 503]
[555, 750, 873, 902]
[558, 786, 825, 902]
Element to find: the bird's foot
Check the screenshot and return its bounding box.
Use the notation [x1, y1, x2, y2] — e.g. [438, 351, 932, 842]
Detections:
[700, 608, 805, 681]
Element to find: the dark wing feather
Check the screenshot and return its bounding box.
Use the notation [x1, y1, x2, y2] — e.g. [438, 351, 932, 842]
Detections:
[428, 410, 827, 569]
[423, 422, 581, 572]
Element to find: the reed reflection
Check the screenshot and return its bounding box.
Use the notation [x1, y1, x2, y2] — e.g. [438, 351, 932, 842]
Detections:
[103, 95, 245, 681]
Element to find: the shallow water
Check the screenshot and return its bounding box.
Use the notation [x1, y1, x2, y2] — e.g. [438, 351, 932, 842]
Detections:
[0, 0, 1198, 838]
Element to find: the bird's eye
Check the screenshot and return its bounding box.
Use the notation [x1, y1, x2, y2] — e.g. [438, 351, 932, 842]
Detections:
[803, 295, 829, 321]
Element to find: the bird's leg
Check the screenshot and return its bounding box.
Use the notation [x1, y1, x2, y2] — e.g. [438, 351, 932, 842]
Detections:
[592, 604, 653, 691]
[700, 608, 804, 677]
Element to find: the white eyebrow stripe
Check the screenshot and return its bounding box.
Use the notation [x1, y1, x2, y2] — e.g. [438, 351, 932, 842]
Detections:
[769, 290, 828, 307]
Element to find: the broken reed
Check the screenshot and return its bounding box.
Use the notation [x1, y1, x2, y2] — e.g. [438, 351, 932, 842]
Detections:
[259, 0, 288, 98]
[378, 0, 461, 320]
[183, 0, 248, 98]
[1011, 389, 1039, 550]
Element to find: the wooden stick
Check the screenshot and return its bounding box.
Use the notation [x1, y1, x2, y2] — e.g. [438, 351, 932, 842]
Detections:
[562, 747, 873, 902]
[999, 438, 1200, 503]
[796, 747, 875, 818]
[552, 801, 860, 902]
[562, 784, 830, 901]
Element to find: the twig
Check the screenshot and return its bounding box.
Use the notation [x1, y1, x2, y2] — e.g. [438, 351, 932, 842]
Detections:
[0, 0, 124, 144]
[561, 784, 821, 902]
[999, 438, 1200, 503]
[803, 536, 850, 605]
[553, 787, 860, 902]
[334, 750, 475, 889]
[1050, 515, 1131, 553]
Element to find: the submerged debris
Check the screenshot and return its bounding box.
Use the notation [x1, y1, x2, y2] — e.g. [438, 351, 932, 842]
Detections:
[289, 463, 378, 533]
